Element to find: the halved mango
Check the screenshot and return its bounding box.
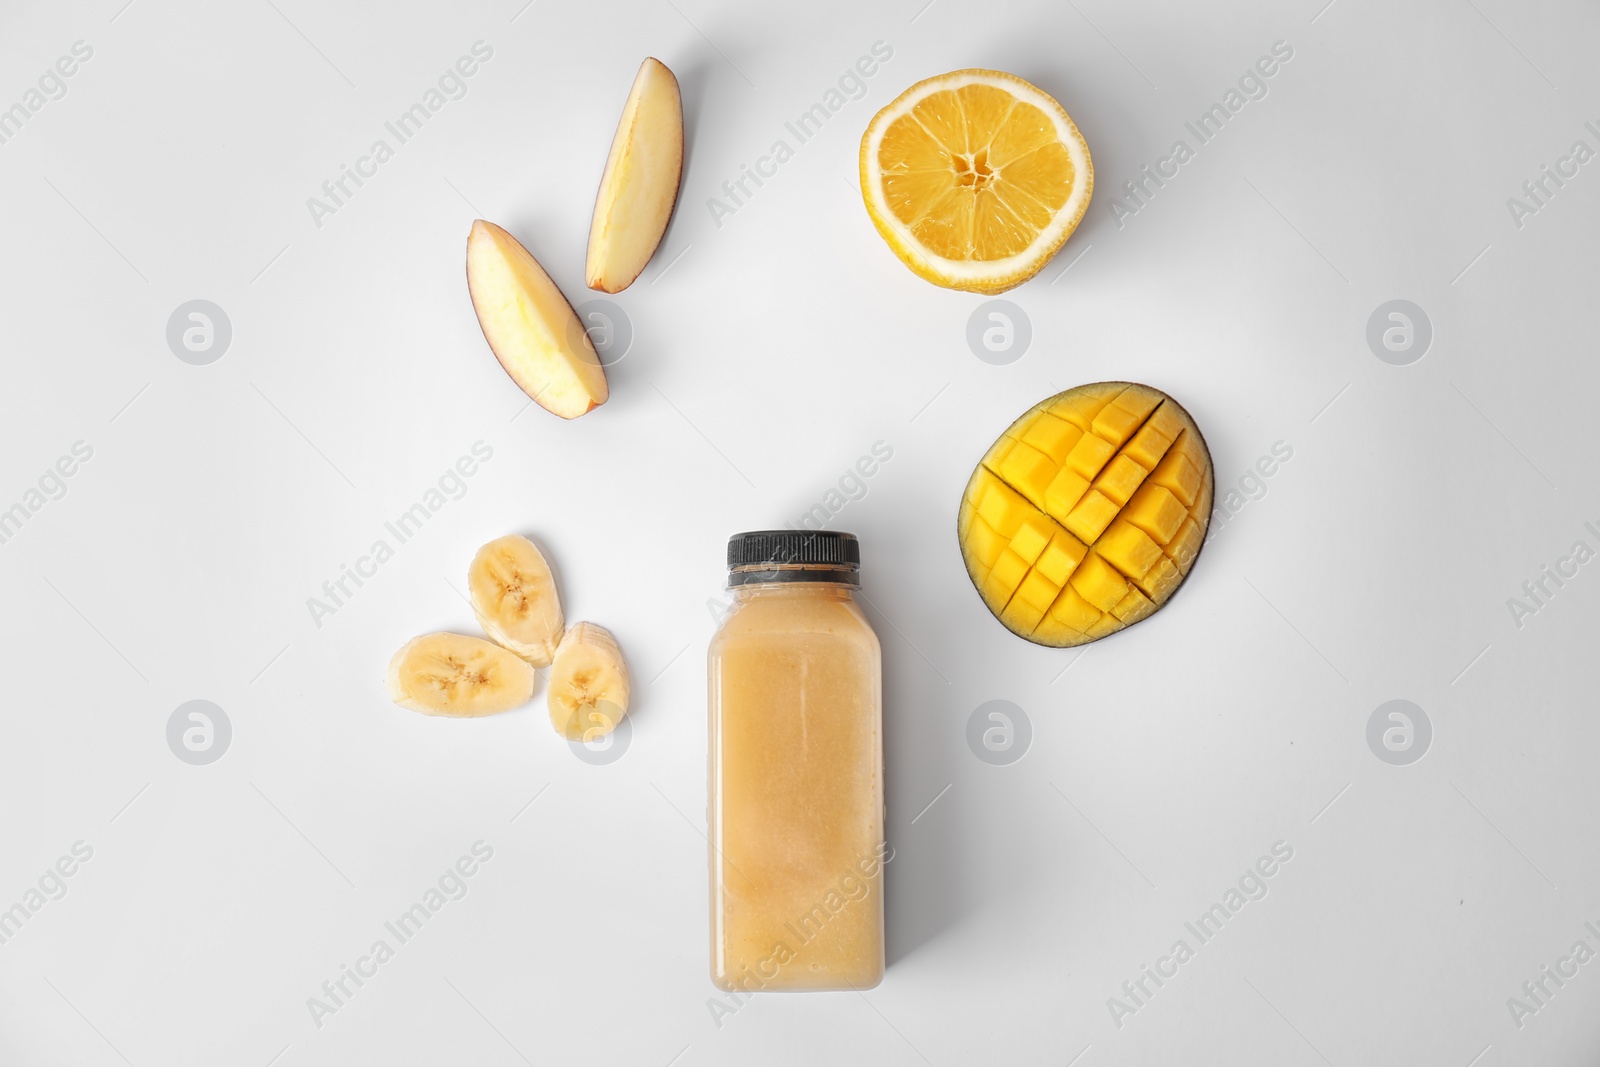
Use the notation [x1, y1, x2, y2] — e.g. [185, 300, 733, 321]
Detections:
[957, 381, 1214, 647]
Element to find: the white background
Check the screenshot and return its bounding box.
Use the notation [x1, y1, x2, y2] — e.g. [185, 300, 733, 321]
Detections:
[2, 0, 1598, 1064]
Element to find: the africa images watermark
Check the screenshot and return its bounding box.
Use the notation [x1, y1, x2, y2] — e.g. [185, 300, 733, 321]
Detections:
[704, 441, 893, 628]
[1504, 520, 1600, 631]
[1504, 917, 1600, 1031]
[1106, 840, 1295, 1029]
[1106, 40, 1295, 229]
[0, 841, 95, 948]
[305, 840, 494, 1028]
[1505, 119, 1600, 230]
[305, 440, 494, 628]
[706, 841, 893, 1027]
[706, 40, 893, 229]
[305, 41, 494, 229]
[0, 40, 94, 147]
[1204, 439, 1293, 544]
[0, 439, 94, 548]
[791, 439, 894, 531]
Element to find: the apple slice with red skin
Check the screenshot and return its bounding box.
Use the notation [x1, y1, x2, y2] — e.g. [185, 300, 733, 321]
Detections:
[585, 57, 684, 293]
[466, 220, 608, 420]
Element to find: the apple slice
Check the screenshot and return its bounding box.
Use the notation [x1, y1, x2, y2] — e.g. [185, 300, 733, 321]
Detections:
[466, 220, 608, 419]
[585, 57, 684, 293]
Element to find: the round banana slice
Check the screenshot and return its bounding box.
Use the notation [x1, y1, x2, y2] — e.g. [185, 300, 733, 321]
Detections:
[547, 622, 630, 741]
[468, 534, 564, 667]
[387, 632, 536, 716]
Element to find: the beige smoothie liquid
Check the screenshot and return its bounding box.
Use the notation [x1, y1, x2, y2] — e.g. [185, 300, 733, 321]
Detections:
[708, 531, 885, 992]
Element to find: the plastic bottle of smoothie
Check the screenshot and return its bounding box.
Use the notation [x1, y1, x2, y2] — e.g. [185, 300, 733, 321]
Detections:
[708, 530, 886, 992]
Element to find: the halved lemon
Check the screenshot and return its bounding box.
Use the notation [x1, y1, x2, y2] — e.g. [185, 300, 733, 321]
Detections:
[860, 70, 1093, 294]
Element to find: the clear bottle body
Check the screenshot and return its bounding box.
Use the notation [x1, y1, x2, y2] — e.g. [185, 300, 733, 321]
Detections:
[707, 576, 885, 991]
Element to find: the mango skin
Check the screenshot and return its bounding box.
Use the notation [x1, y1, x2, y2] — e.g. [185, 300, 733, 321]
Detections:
[957, 382, 1215, 647]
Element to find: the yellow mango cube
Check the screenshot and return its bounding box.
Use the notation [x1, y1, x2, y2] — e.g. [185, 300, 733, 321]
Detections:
[983, 548, 1030, 607]
[1069, 550, 1129, 612]
[1050, 585, 1104, 632]
[997, 441, 1056, 508]
[1166, 516, 1204, 569]
[1048, 387, 1115, 430]
[964, 517, 1007, 569]
[1034, 531, 1088, 585]
[1064, 489, 1120, 543]
[1095, 519, 1163, 579]
[1123, 422, 1174, 469]
[1014, 567, 1059, 612]
[1124, 483, 1187, 543]
[1034, 617, 1083, 644]
[990, 548, 1029, 590]
[1001, 567, 1057, 631]
[1188, 472, 1214, 521]
[1044, 467, 1090, 519]
[983, 435, 1014, 468]
[967, 466, 996, 503]
[1093, 386, 1163, 443]
[1145, 401, 1187, 442]
[1091, 454, 1149, 506]
[1021, 413, 1083, 464]
[1009, 512, 1055, 563]
[1172, 429, 1208, 469]
[1111, 586, 1156, 624]
[1114, 383, 1165, 415]
[1091, 404, 1141, 444]
[1065, 432, 1116, 479]
[1150, 448, 1202, 508]
[977, 476, 1029, 537]
[1001, 596, 1050, 634]
[1084, 613, 1124, 639]
[1134, 556, 1181, 600]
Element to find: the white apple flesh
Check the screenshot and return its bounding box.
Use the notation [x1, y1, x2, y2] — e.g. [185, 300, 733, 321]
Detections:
[585, 57, 684, 293]
[466, 220, 608, 419]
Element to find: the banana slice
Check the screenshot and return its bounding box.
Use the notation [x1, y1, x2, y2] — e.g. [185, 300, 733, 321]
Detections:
[387, 632, 536, 717]
[547, 622, 630, 741]
[468, 534, 564, 667]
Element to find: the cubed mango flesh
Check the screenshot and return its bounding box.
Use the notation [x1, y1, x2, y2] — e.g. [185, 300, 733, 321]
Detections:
[1069, 549, 1129, 612]
[1020, 413, 1083, 465]
[1124, 483, 1187, 544]
[998, 441, 1058, 511]
[1045, 467, 1090, 516]
[1095, 519, 1163, 580]
[1065, 433, 1116, 480]
[959, 382, 1214, 647]
[1091, 454, 1149, 506]
[1064, 489, 1121, 543]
